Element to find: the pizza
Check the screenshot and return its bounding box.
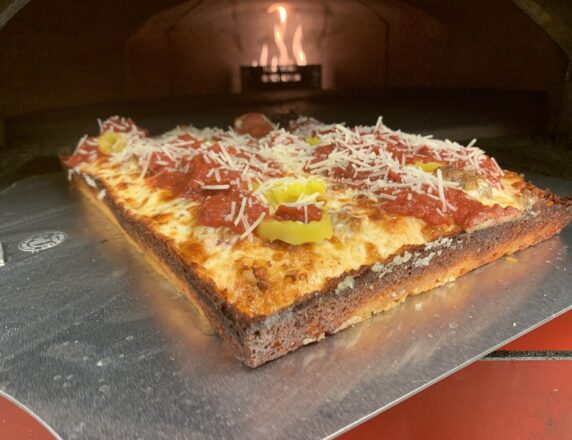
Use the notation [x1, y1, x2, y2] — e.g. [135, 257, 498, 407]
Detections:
[63, 113, 572, 367]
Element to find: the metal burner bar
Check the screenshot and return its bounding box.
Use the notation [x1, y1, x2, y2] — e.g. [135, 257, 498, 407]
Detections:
[241, 64, 322, 92]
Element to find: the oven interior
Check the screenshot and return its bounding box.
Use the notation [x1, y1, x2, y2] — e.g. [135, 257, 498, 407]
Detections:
[1, 0, 571, 187]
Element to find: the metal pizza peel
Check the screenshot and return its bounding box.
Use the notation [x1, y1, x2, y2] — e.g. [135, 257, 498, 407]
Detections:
[0, 172, 571, 439]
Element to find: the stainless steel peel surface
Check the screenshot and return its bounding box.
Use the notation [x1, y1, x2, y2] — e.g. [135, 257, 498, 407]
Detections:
[0, 173, 571, 439]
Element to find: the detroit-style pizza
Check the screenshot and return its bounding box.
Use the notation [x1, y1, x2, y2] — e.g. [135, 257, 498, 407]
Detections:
[63, 113, 572, 367]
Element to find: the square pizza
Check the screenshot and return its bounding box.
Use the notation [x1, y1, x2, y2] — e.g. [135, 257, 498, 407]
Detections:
[63, 113, 572, 367]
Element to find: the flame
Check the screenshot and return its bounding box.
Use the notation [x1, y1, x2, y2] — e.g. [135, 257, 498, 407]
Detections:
[260, 43, 269, 66]
[292, 24, 307, 66]
[254, 3, 307, 67]
[268, 4, 289, 66]
[269, 4, 287, 24]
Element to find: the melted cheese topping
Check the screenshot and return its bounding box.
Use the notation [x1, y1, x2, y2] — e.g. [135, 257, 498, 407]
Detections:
[72, 117, 531, 316]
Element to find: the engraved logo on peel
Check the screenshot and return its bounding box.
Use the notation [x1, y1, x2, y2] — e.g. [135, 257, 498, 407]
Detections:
[18, 231, 68, 253]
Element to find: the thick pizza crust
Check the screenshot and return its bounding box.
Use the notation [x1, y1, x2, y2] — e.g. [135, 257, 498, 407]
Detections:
[69, 170, 572, 367]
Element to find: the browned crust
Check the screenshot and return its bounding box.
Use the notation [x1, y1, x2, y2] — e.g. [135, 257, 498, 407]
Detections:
[66, 167, 572, 368]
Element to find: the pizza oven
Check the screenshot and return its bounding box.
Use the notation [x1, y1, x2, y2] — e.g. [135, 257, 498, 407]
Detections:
[1, 2, 572, 438]
[1, 0, 571, 188]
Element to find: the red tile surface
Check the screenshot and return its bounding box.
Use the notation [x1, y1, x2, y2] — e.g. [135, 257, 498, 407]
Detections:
[0, 395, 55, 440]
[500, 309, 572, 351]
[342, 360, 572, 440]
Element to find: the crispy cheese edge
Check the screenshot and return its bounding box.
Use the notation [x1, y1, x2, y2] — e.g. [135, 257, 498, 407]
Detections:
[240, 190, 571, 367]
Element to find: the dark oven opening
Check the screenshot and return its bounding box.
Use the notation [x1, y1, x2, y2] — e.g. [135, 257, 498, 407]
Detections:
[1, 0, 571, 185]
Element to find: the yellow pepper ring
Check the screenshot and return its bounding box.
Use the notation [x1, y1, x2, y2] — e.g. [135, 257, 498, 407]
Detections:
[98, 131, 127, 155]
[305, 136, 321, 146]
[412, 160, 443, 173]
[265, 178, 326, 206]
[256, 212, 333, 245]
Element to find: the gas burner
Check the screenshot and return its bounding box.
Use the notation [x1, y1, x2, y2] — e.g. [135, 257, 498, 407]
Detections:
[241, 64, 321, 92]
